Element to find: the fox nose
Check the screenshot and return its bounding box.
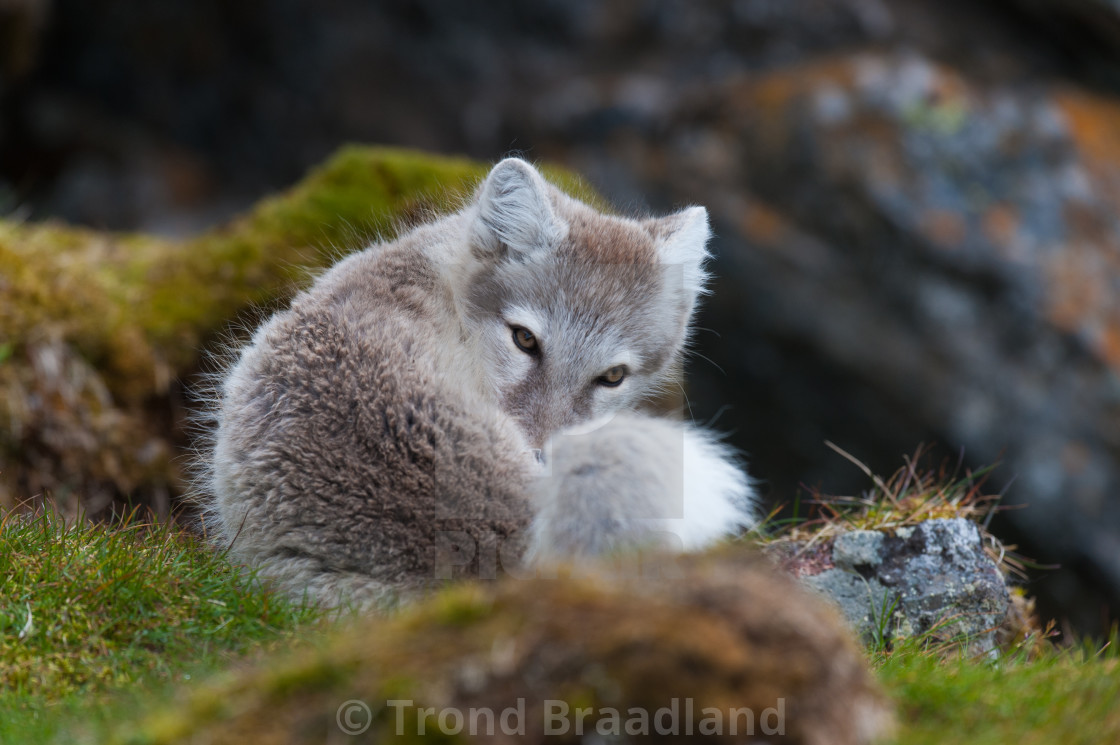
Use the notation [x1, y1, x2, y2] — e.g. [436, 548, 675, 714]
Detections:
[518, 419, 549, 454]
[522, 406, 579, 453]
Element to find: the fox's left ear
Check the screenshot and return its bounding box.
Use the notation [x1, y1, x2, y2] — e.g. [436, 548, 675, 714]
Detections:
[649, 206, 711, 298]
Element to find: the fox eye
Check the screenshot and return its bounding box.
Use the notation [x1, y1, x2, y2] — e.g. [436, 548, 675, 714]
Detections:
[511, 326, 539, 354]
[598, 366, 627, 387]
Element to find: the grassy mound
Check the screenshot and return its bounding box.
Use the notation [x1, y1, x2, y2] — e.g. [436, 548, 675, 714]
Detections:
[0, 490, 1116, 744]
[102, 548, 892, 745]
[0, 147, 598, 513]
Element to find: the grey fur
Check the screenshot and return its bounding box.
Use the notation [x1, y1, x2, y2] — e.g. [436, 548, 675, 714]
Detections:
[206, 158, 755, 607]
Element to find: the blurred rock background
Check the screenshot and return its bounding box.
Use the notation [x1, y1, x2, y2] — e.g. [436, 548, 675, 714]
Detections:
[3, 0, 1120, 636]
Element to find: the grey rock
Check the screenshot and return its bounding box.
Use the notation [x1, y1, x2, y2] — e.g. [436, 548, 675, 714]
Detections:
[833, 530, 885, 571]
[803, 570, 893, 641]
[798, 519, 1010, 654]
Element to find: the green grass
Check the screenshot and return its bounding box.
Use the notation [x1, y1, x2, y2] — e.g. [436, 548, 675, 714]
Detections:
[0, 508, 323, 744]
[875, 635, 1120, 744]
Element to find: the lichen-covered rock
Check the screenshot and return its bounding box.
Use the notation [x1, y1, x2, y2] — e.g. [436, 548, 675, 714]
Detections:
[779, 519, 1010, 655]
[671, 51, 1120, 634]
[113, 548, 893, 745]
[0, 147, 594, 513]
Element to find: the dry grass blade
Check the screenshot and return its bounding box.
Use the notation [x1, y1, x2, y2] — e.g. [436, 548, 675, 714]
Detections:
[757, 444, 1023, 578]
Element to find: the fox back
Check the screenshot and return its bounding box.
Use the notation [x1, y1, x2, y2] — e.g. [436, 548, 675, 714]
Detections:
[207, 158, 754, 607]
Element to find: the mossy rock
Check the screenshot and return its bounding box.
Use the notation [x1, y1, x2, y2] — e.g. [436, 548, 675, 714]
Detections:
[112, 547, 893, 745]
[0, 147, 598, 512]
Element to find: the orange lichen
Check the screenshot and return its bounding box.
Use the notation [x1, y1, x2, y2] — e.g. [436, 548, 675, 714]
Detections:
[1054, 89, 1120, 197]
[729, 57, 856, 148]
[739, 200, 789, 247]
[1097, 325, 1120, 371]
[1044, 252, 1099, 331]
[1061, 441, 1093, 478]
[918, 209, 968, 249]
[982, 204, 1020, 252]
[1042, 247, 1120, 373]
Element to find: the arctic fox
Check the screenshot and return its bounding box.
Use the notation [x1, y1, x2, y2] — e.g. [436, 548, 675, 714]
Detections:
[207, 157, 755, 607]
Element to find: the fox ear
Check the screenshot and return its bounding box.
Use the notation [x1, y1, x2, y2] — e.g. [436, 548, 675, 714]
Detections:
[472, 158, 567, 260]
[650, 206, 711, 297]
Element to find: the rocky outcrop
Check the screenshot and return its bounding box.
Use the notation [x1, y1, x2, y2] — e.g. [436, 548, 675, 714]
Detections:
[670, 53, 1120, 637]
[773, 519, 1011, 655]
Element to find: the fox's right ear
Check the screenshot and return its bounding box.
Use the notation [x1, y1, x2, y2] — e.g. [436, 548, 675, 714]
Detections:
[649, 206, 712, 299]
[471, 158, 567, 261]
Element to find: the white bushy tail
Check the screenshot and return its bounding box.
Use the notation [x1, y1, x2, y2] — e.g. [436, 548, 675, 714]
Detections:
[524, 413, 756, 566]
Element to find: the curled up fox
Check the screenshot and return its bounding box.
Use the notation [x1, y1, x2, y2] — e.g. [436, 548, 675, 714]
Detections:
[205, 157, 757, 608]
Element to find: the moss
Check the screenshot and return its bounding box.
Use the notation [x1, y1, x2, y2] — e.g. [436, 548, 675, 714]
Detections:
[108, 548, 890, 745]
[0, 146, 598, 511]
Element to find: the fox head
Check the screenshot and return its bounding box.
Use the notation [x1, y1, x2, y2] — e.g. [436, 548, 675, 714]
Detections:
[458, 158, 712, 449]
